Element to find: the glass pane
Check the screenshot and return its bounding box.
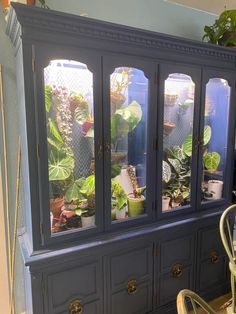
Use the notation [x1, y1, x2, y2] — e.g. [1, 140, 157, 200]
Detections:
[110, 67, 148, 222]
[201, 78, 230, 203]
[162, 73, 195, 212]
[44, 60, 96, 234]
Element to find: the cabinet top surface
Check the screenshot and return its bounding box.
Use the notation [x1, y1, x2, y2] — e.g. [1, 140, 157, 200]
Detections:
[6, 2, 236, 64]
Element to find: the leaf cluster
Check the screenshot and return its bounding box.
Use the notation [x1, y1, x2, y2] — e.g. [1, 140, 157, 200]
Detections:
[203, 10, 236, 46]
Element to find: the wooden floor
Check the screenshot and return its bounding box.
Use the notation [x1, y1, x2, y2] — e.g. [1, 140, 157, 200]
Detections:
[189, 293, 231, 313]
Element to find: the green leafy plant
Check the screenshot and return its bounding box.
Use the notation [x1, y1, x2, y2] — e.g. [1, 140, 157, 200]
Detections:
[203, 10, 236, 46]
[111, 179, 127, 210]
[111, 101, 142, 151]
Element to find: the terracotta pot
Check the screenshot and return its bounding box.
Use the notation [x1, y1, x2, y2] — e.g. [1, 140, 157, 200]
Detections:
[163, 121, 175, 136]
[50, 197, 64, 219]
[110, 91, 126, 114]
[1, 0, 9, 9]
[27, 0, 36, 5]
[111, 151, 127, 163]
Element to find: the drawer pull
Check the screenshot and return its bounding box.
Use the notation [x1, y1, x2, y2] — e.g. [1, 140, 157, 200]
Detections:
[172, 263, 183, 278]
[127, 279, 137, 295]
[69, 299, 83, 314]
[209, 250, 219, 264]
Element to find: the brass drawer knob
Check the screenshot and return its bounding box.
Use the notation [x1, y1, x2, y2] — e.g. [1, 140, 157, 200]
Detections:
[127, 279, 137, 295]
[172, 263, 183, 278]
[69, 299, 83, 314]
[209, 250, 219, 264]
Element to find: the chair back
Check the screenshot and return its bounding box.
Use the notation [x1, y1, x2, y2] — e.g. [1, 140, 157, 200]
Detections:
[219, 204, 236, 265]
[176, 289, 217, 314]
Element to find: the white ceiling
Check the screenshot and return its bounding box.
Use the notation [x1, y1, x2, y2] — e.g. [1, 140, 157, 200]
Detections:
[165, 0, 236, 15]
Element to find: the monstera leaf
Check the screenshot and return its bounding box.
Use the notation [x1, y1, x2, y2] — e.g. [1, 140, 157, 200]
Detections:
[48, 148, 74, 181]
[65, 178, 85, 202]
[162, 161, 171, 183]
[203, 152, 221, 171]
[182, 126, 212, 157]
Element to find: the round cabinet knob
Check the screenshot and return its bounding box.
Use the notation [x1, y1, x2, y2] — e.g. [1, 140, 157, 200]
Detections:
[172, 263, 183, 278]
[127, 279, 138, 295]
[69, 299, 83, 314]
[209, 250, 219, 264]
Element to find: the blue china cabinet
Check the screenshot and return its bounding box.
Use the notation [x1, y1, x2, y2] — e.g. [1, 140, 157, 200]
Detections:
[6, 3, 236, 313]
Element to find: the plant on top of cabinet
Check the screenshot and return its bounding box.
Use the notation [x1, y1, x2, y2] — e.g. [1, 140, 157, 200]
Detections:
[203, 10, 236, 46]
[127, 165, 146, 217]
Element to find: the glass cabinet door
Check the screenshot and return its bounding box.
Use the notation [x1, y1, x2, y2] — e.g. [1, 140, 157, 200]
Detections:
[200, 77, 231, 204]
[103, 61, 155, 227]
[162, 72, 196, 212]
[43, 59, 98, 235]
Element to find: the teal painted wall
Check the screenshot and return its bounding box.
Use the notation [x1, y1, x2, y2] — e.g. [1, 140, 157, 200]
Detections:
[0, 1, 216, 313]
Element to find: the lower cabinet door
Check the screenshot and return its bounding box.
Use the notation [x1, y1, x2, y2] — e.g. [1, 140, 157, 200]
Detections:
[159, 265, 193, 305]
[196, 226, 228, 293]
[106, 241, 153, 314]
[111, 281, 152, 314]
[44, 257, 103, 314]
[60, 299, 100, 314]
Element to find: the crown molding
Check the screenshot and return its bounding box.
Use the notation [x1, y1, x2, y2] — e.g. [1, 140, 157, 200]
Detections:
[6, 3, 236, 63]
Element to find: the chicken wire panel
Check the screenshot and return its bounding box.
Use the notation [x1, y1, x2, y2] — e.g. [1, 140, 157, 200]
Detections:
[44, 60, 95, 178]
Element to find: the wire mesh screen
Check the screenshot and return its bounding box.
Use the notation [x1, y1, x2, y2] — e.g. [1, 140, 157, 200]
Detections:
[44, 60, 94, 178]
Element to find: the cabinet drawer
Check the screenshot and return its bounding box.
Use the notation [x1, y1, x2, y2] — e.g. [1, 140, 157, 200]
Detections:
[160, 235, 194, 271]
[111, 281, 152, 314]
[159, 265, 193, 305]
[109, 245, 152, 291]
[45, 259, 102, 314]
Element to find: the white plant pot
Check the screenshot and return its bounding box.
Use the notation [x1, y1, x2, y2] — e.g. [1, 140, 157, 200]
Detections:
[115, 206, 127, 220]
[50, 212, 53, 229]
[81, 215, 95, 228]
[208, 180, 223, 199]
[162, 196, 170, 212]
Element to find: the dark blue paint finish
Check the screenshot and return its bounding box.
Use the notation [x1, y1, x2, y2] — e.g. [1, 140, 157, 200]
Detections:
[6, 3, 236, 314]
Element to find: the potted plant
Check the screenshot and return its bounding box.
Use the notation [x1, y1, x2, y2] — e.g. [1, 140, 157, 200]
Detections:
[80, 175, 96, 227]
[203, 10, 236, 46]
[126, 166, 146, 217]
[110, 68, 131, 115]
[111, 179, 127, 220]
